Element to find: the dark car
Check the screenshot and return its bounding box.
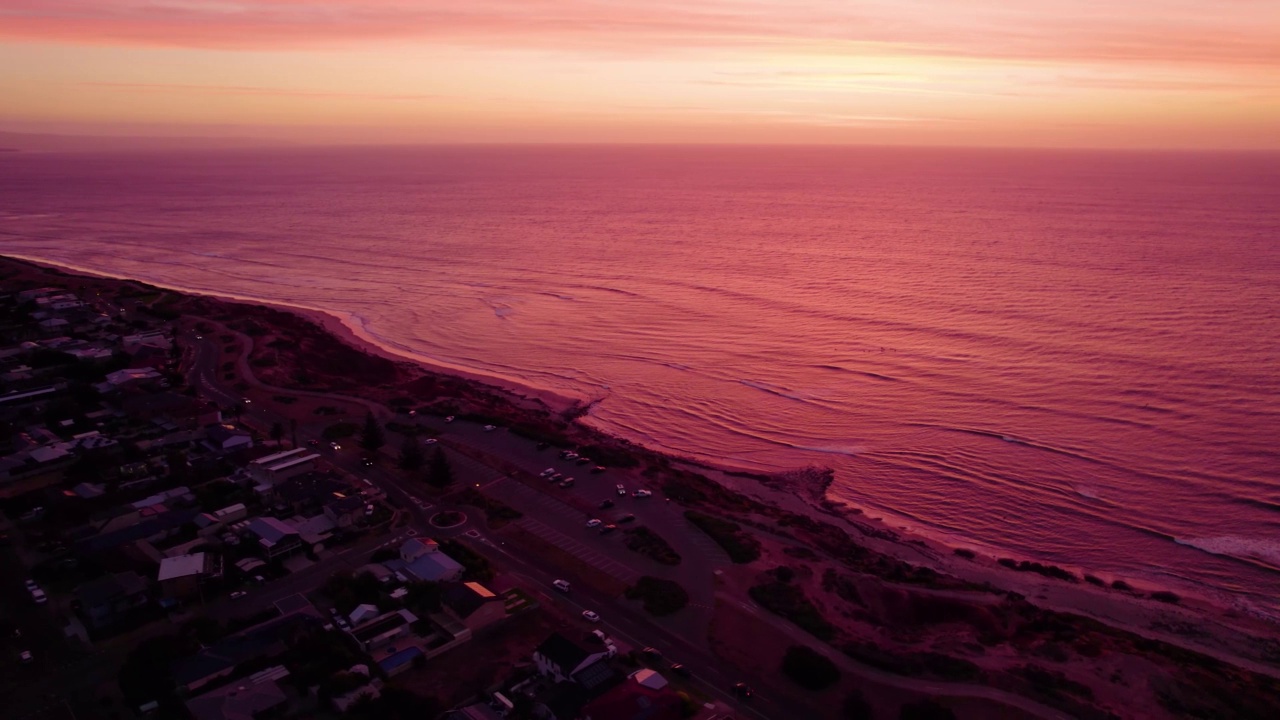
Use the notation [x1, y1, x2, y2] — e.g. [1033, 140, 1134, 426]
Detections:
[536, 442, 550, 450]
[669, 663, 691, 677]
[591, 465, 607, 473]
[575, 457, 592, 465]
[618, 514, 636, 523]
[641, 647, 663, 661]
[599, 524, 618, 535]
[732, 683, 753, 698]
[361, 456, 374, 467]
[599, 500, 615, 509]
[308, 439, 320, 446]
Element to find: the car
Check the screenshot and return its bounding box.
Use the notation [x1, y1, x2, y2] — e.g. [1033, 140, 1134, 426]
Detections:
[445, 415, 456, 423]
[423, 438, 437, 445]
[483, 424, 497, 432]
[564, 451, 579, 460]
[575, 457, 591, 465]
[669, 663, 691, 677]
[591, 465, 607, 474]
[599, 524, 618, 535]
[552, 579, 571, 593]
[550, 472, 564, 482]
[330, 441, 342, 450]
[586, 518, 602, 528]
[589, 629, 608, 644]
[618, 514, 636, 523]
[536, 441, 550, 450]
[616, 484, 626, 496]
[361, 456, 374, 466]
[559, 478, 575, 488]
[23, 579, 38, 591]
[308, 439, 321, 446]
[581, 610, 600, 623]
[19, 650, 33, 664]
[540, 468, 556, 477]
[633, 489, 653, 498]
[328, 607, 342, 618]
[242, 397, 252, 404]
[599, 499, 615, 509]
[732, 683, 754, 698]
[30, 589, 47, 604]
[641, 647, 663, 661]
[229, 590, 248, 600]
[194, 334, 203, 340]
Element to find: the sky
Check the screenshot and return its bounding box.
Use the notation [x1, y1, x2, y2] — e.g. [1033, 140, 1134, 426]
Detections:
[0, 0, 1277, 148]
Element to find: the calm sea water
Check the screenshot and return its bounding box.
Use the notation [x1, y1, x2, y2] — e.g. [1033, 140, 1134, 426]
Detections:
[2, 146, 1278, 612]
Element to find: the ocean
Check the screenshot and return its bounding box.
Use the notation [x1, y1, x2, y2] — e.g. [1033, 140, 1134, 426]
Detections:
[2, 145, 1278, 613]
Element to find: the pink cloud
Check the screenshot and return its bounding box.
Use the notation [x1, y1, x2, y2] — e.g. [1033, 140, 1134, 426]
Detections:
[0, 1, 1276, 68]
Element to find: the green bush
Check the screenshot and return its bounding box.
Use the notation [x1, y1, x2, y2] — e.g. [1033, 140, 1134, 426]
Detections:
[322, 422, 360, 440]
[748, 581, 835, 641]
[685, 510, 761, 563]
[781, 645, 841, 690]
[623, 527, 682, 566]
[625, 576, 690, 616]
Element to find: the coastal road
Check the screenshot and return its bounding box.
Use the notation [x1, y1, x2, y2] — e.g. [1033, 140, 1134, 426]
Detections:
[182, 321, 1080, 720]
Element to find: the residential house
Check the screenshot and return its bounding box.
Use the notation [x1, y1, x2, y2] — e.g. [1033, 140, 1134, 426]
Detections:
[246, 517, 301, 559]
[442, 582, 506, 632]
[349, 609, 419, 653]
[532, 632, 616, 688]
[580, 680, 683, 720]
[249, 448, 320, 486]
[158, 552, 218, 600]
[207, 424, 253, 452]
[76, 571, 151, 631]
[393, 537, 464, 582]
[323, 496, 365, 529]
[269, 471, 346, 513]
[348, 603, 379, 626]
[184, 666, 290, 720]
[172, 613, 320, 692]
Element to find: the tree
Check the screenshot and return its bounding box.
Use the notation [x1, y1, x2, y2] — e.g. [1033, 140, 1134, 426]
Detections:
[781, 645, 841, 691]
[844, 690, 875, 720]
[899, 699, 955, 720]
[426, 447, 453, 488]
[269, 422, 285, 446]
[360, 412, 385, 453]
[290, 418, 298, 448]
[399, 436, 424, 471]
[230, 402, 244, 421]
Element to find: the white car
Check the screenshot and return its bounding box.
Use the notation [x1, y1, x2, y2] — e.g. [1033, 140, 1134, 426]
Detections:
[229, 590, 248, 600]
[586, 518, 602, 528]
[540, 468, 556, 477]
[633, 489, 653, 498]
[19, 650, 33, 664]
[616, 484, 627, 496]
[552, 579, 571, 593]
[30, 589, 47, 605]
[445, 416, 456, 423]
[23, 579, 38, 591]
[582, 610, 601, 623]
[483, 424, 497, 432]
[424, 438, 438, 445]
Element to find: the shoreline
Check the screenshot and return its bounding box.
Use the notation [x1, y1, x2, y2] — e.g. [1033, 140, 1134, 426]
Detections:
[7, 254, 1280, 641]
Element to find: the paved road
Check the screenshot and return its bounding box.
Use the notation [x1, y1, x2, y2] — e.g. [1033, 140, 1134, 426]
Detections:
[182, 320, 1084, 720]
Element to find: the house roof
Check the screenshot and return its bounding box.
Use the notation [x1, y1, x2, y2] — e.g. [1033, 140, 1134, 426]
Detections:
[251, 447, 311, 466]
[535, 632, 592, 673]
[172, 613, 318, 688]
[630, 669, 668, 690]
[158, 552, 208, 582]
[78, 571, 148, 606]
[207, 424, 251, 445]
[442, 581, 499, 619]
[274, 472, 346, 505]
[185, 678, 288, 720]
[581, 682, 682, 720]
[247, 517, 299, 544]
[404, 551, 463, 582]
[378, 646, 423, 673]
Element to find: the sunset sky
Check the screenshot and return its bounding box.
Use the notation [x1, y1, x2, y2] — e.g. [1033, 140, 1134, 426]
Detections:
[1, 1, 1277, 148]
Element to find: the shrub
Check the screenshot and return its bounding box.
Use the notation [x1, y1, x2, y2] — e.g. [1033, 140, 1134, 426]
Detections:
[782, 645, 841, 690]
[1150, 590, 1181, 604]
[748, 581, 835, 641]
[1111, 580, 1133, 592]
[899, 699, 956, 720]
[623, 527, 682, 566]
[1084, 574, 1105, 587]
[685, 510, 761, 563]
[322, 422, 360, 440]
[455, 488, 521, 527]
[953, 548, 976, 559]
[843, 690, 874, 720]
[438, 540, 494, 582]
[625, 576, 690, 616]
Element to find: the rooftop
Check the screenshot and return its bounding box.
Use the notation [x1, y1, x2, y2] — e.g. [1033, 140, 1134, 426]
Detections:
[158, 552, 209, 581]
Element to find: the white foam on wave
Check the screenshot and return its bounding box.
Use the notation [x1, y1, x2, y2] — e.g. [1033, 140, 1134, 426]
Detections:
[1175, 536, 1280, 568]
[793, 444, 865, 458]
[1074, 485, 1101, 500]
